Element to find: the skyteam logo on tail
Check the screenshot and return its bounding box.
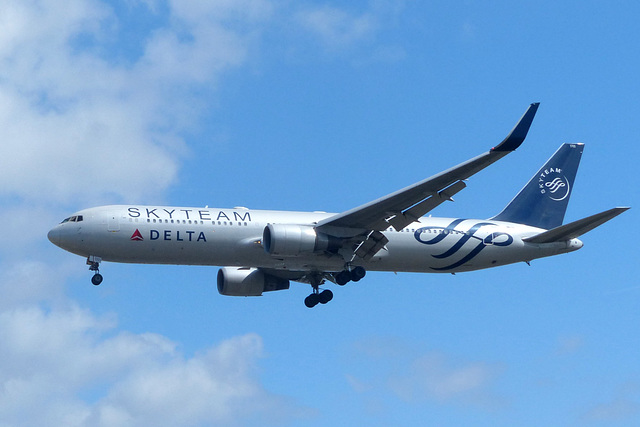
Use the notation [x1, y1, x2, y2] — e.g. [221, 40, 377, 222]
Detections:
[539, 167, 570, 201]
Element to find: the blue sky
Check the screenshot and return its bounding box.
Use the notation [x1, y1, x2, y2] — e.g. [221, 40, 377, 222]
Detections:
[0, 1, 638, 426]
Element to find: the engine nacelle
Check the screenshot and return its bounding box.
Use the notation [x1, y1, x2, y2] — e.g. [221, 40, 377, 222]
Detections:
[217, 267, 289, 297]
[263, 224, 340, 257]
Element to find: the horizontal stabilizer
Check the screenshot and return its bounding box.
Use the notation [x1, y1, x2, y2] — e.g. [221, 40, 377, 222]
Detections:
[523, 207, 630, 244]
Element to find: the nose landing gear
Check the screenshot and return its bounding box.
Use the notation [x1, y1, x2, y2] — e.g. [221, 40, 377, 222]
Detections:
[86, 256, 103, 286]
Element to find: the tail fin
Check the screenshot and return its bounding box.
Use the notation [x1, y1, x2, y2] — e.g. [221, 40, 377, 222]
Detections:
[491, 143, 584, 229]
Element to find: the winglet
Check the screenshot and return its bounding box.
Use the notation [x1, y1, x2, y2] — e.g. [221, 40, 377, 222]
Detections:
[491, 102, 540, 152]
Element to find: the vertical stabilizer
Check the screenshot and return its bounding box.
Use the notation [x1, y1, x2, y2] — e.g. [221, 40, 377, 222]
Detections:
[491, 143, 584, 229]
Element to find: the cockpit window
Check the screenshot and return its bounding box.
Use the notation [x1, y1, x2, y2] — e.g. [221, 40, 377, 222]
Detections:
[60, 215, 83, 224]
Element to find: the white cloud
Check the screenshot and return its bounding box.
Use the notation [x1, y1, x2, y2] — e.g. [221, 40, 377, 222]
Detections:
[0, 0, 270, 205]
[288, 2, 406, 64]
[582, 398, 640, 422]
[85, 333, 285, 427]
[0, 0, 400, 204]
[0, 256, 304, 426]
[555, 335, 584, 356]
[387, 352, 503, 406]
[169, 0, 273, 27]
[0, 260, 69, 310]
[581, 382, 640, 422]
[294, 5, 377, 48]
[345, 374, 372, 393]
[0, 300, 296, 427]
[348, 337, 504, 409]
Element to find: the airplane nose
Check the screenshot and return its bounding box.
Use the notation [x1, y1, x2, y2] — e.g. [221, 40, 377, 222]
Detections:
[47, 227, 60, 246]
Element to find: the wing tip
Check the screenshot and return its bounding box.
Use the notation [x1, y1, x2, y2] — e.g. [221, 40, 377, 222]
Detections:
[491, 102, 540, 152]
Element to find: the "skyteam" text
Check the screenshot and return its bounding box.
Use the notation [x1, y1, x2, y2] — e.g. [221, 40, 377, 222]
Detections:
[127, 207, 251, 222]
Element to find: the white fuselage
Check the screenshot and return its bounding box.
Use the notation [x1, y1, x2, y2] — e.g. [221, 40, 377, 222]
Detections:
[47, 205, 583, 275]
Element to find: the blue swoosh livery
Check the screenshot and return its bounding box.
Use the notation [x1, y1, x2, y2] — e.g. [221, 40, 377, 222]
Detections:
[415, 220, 514, 271]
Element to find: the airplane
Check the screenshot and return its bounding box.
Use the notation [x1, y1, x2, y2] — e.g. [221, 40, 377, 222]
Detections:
[48, 103, 629, 308]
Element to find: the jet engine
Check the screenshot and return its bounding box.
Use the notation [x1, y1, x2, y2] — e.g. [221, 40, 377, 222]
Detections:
[217, 267, 289, 297]
[263, 224, 340, 257]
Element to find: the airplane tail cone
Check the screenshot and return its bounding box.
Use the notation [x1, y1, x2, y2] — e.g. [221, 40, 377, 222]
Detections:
[491, 143, 584, 230]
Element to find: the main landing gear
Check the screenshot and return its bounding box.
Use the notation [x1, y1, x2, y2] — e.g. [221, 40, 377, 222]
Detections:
[86, 256, 103, 286]
[304, 273, 333, 308]
[334, 266, 366, 286]
[304, 288, 333, 308]
[303, 266, 366, 308]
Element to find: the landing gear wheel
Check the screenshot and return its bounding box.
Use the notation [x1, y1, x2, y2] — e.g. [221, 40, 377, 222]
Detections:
[350, 266, 366, 282]
[319, 289, 333, 304]
[335, 270, 351, 286]
[91, 273, 103, 286]
[304, 293, 320, 308]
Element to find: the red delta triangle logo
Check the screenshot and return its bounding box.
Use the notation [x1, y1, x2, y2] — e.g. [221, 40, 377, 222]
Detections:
[130, 229, 144, 241]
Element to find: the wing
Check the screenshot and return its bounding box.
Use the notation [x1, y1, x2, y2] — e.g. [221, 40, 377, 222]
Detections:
[315, 103, 540, 260]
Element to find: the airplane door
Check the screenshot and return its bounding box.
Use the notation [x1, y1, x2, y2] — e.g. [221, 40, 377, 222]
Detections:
[107, 212, 120, 232]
